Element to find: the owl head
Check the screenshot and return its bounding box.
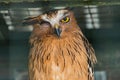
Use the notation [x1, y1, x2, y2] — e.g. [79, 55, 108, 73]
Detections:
[23, 8, 79, 38]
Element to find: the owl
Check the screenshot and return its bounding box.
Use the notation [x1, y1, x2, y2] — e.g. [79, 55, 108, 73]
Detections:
[23, 8, 97, 80]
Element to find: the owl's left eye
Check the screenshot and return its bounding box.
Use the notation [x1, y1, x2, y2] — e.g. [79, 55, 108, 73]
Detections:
[60, 17, 70, 23]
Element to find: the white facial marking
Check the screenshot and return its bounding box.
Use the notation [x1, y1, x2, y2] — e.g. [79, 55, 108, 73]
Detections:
[41, 14, 49, 22]
[41, 10, 68, 27]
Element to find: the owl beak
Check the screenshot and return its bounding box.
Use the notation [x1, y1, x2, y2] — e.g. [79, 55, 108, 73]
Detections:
[54, 24, 61, 37]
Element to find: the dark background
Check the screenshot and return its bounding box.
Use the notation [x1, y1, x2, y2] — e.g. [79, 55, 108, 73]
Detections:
[0, 1, 120, 80]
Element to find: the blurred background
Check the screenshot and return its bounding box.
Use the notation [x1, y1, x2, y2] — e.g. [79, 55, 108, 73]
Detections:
[0, 0, 120, 80]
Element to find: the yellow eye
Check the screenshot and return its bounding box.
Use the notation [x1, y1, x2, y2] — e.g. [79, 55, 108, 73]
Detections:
[61, 17, 70, 23]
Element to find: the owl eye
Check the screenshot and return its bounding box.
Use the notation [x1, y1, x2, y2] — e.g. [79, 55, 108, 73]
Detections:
[60, 17, 70, 23]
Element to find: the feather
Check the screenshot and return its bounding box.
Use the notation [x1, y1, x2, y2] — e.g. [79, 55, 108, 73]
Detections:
[29, 28, 96, 80]
[27, 8, 97, 80]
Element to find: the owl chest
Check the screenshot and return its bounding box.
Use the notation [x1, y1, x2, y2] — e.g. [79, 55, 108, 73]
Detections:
[38, 45, 77, 79]
[30, 40, 88, 80]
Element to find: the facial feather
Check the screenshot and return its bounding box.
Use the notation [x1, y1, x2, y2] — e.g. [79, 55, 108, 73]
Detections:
[41, 10, 69, 27]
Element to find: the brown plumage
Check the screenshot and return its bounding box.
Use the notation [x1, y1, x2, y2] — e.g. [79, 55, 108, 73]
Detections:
[23, 8, 97, 80]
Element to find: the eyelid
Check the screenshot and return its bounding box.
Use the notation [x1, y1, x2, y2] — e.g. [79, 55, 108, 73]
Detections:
[64, 12, 70, 16]
[60, 12, 70, 20]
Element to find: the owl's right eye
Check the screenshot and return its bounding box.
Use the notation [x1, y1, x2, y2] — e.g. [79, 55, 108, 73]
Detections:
[39, 20, 50, 25]
[39, 20, 51, 27]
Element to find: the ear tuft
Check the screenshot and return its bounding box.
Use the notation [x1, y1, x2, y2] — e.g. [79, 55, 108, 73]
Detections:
[22, 17, 39, 26]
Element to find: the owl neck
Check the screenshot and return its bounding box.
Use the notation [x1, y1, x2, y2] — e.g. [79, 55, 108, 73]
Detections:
[29, 28, 83, 46]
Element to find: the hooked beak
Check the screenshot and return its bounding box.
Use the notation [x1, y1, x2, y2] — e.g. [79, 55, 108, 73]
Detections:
[54, 24, 61, 37]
